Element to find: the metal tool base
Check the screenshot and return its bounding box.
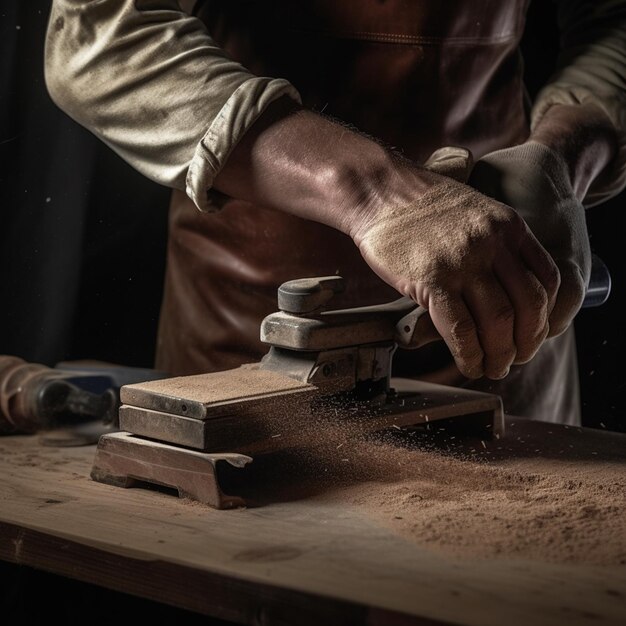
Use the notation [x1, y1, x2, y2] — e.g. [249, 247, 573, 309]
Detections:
[91, 432, 252, 509]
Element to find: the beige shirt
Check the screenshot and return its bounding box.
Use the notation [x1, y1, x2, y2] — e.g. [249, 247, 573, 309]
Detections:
[45, 0, 626, 211]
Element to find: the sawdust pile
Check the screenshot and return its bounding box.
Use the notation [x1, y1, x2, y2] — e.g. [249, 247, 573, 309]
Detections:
[311, 438, 625, 566]
[261, 401, 626, 566]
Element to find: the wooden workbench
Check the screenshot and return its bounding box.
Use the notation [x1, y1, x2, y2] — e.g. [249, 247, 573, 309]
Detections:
[0, 417, 625, 626]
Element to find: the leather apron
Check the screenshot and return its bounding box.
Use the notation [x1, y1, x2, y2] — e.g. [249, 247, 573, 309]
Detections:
[156, 0, 581, 424]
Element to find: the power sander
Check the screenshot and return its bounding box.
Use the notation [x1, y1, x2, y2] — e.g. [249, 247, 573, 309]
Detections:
[89, 258, 611, 508]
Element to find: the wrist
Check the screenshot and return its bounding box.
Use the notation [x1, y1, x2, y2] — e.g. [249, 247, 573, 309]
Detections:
[331, 154, 435, 242]
[214, 96, 434, 237]
[530, 103, 618, 200]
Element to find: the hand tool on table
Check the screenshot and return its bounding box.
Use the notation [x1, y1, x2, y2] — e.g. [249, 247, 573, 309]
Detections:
[91, 257, 611, 509]
[0, 358, 167, 445]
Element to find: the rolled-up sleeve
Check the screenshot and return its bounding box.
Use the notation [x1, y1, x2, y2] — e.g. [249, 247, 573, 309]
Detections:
[530, 0, 626, 206]
[45, 0, 301, 211]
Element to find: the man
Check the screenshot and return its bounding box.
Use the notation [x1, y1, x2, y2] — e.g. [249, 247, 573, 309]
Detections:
[45, 0, 625, 423]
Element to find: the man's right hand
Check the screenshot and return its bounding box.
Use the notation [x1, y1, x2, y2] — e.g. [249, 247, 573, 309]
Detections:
[213, 101, 560, 380]
[350, 158, 560, 380]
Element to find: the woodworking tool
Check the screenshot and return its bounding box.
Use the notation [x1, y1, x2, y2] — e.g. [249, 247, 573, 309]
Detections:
[91, 255, 612, 508]
[89, 279, 499, 508]
[0, 358, 166, 445]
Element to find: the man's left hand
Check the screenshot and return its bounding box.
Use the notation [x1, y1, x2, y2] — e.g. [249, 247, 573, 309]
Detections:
[470, 141, 591, 349]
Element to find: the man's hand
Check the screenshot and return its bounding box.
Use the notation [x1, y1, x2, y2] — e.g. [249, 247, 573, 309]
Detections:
[214, 99, 560, 380]
[469, 141, 591, 338]
[351, 153, 560, 380]
[468, 103, 618, 339]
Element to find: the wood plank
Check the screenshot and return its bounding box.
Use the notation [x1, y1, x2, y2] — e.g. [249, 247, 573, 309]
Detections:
[0, 419, 625, 626]
[117, 404, 289, 452]
[0, 521, 371, 626]
[120, 365, 314, 419]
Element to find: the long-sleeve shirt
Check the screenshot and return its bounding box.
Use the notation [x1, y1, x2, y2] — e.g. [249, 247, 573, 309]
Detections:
[45, 0, 626, 211]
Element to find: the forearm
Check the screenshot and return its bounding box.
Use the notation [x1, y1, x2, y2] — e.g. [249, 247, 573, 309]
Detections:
[529, 103, 618, 201]
[532, 0, 626, 206]
[212, 96, 431, 236]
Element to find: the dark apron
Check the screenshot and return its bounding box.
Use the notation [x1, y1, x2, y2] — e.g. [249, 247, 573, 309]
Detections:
[155, 0, 581, 423]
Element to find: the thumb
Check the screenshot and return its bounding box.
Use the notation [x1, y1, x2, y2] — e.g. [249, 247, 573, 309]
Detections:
[423, 146, 474, 183]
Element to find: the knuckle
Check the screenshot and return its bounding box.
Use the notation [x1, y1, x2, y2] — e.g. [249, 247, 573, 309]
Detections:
[486, 345, 516, 365]
[500, 208, 524, 235]
[560, 270, 585, 303]
[449, 316, 476, 343]
[547, 303, 578, 339]
[483, 209, 525, 247]
[525, 289, 549, 319]
[547, 320, 570, 338]
[484, 212, 510, 235]
[515, 333, 546, 364]
[457, 356, 484, 379]
[460, 346, 484, 366]
[533, 318, 550, 342]
[422, 260, 454, 287]
[486, 341, 516, 356]
[492, 304, 515, 326]
[448, 331, 483, 379]
[485, 366, 510, 381]
[567, 269, 586, 299]
[535, 287, 549, 311]
[545, 263, 561, 294]
[465, 206, 523, 256]
[505, 208, 525, 229]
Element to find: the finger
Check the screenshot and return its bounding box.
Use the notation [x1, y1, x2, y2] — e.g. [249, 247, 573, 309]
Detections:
[547, 260, 586, 337]
[494, 251, 550, 364]
[427, 291, 484, 379]
[519, 230, 560, 316]
[463, 278, 516, 379]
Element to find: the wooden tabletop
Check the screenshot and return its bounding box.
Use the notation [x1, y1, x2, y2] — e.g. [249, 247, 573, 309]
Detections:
[0, 417, 625, 626]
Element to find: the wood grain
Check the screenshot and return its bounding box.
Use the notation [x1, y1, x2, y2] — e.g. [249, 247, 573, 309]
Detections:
[0, 417, 625, 626]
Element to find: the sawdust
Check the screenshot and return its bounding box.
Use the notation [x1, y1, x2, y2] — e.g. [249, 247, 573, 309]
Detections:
[311, 439, 625, 565]
[263, 404, 626, 566]
[120, 369, 626, 566]
[121, 365, 311, 407]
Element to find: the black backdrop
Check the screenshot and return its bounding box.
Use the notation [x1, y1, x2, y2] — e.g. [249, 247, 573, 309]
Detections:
[0, 1, 170, 367]
[522, 3, 626, 432]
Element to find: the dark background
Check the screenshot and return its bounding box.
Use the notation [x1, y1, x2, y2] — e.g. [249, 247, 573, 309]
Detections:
[1, 1, 624, 433]
[0, 2, 170, 368]
[0, 1, 624, 623]
[521, 2, 625, 432]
